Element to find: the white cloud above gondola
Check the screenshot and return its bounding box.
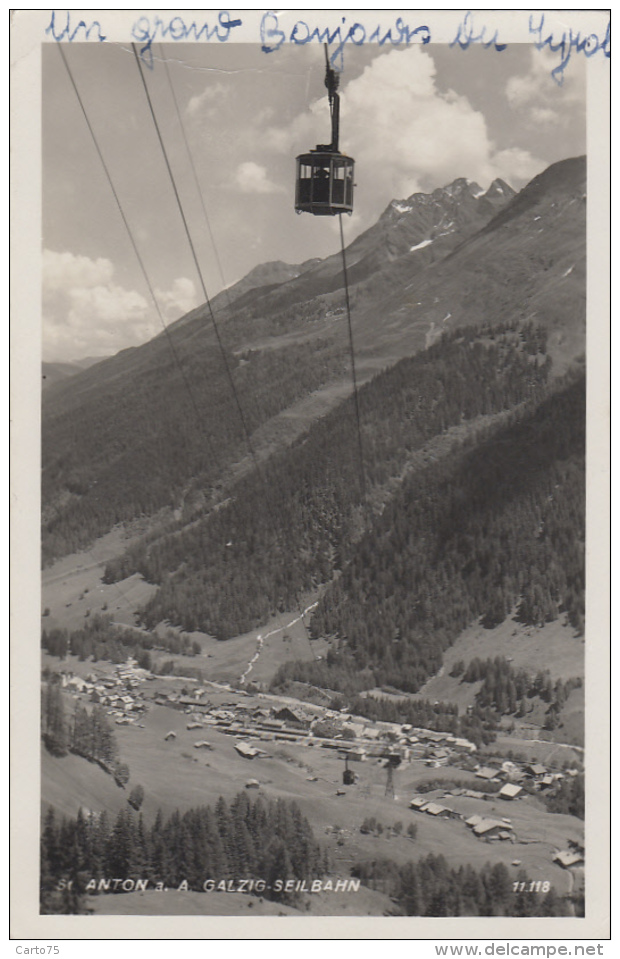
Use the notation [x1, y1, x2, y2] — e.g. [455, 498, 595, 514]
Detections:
[234, 161, 283, 194]
[268, 47, 545, 206]
[42, 41, 586, 360]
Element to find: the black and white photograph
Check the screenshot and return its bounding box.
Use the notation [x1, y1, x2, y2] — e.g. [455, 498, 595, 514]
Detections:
[10, 7, 610, 941]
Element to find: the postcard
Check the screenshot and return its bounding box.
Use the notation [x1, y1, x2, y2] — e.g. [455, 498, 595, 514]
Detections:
[10, 8, 610, 942]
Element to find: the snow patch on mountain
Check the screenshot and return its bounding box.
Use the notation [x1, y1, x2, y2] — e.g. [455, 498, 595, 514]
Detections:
[410, 238, 434, 253]
[435, 221, 455, 239]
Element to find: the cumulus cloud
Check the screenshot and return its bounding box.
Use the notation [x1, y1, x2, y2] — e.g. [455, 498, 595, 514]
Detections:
[505, 48, 585, 125]
[266, 47, 545, 225]
[486, 147, 545, 184]
[43, 250, 114, 292]
[234, 161, 282, 195]
[43, 249, 159, 361]
[154, 277, 198, 319]
[186, 82, 227, 118]
[529, 107, 560, 125]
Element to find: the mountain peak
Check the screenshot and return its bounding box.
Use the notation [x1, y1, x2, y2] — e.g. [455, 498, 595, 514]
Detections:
[388, 176, 492, 217]
[484, 178, 516, 200]
[439, 177, 484, 199]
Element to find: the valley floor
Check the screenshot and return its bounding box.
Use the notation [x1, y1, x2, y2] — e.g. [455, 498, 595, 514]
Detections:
[40, 537, 585, 917]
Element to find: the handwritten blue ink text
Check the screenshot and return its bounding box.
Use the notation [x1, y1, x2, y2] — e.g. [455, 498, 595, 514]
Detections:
[260, 11, 430, 71]
[528, 14, 610, 85]
[131, 11, 243, 67]
[46, 10, 106, 43]
[450, 11, 507, 53]
[43, 8, 610, 89]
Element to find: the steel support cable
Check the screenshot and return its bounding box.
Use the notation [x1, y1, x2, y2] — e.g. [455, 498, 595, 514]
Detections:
[57, 48, 280, 667]
[56, 44, 227, 618]
[132, 44, 262, 482]
[152, 45, 318, 655]
[158, 45, 233, 314]
[338, 213, 366, 500]
[60, 45, 315, 659]
[57, 45, 219, 469]
[158, 44, 262, 333]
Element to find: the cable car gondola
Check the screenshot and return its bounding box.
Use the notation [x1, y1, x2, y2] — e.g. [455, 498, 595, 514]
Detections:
[295, 47, 355, 216]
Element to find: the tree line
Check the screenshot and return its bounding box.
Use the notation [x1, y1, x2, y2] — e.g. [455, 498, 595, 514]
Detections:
[70, 703, 118, 768]
[41, 682, 70, 757]
[351, 855, 575, 917]
[40, 798, 580, 916]
[42, 615, 200, 672]
[40, 793, 327, 914]
[451, 656, 583, 720]
[542, 774, 585, 819]
[41, 683, 131, 786]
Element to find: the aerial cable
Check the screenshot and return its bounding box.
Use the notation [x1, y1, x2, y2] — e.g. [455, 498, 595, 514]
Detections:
[132, 43, 262, 481]
[148, 46, 319, 657]
[158, 44, 233, 305]
[159, 44, 264, 329]
[60, 44, 317, 661]
[294, 45, 365, 501]
[338, 213, 366, 500]
[56, 47, 241, 629]
[56, 44, 219, 469]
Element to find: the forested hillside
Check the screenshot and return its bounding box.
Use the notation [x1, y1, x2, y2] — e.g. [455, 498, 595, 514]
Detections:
[42, 334, 347, 562]
[275, 371, 584, 694]
[41, 173, 516, 566]
[42, 158, 586, 573]
[103, 324, 553, 638]
[40, 793, 326, 913]
[40, 801, 576, 916]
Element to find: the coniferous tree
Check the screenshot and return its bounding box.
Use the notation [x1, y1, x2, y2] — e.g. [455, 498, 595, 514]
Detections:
[42, 684, 68, 756]
[105, 808, 135, 880]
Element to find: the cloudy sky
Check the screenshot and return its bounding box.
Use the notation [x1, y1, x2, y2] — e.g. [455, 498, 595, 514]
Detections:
[42, 40, 586, 361]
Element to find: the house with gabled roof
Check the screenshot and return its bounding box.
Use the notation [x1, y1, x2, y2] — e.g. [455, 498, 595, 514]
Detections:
[526, 763, 547, 778]
[476, 766, 501, 781]
[553, 850, 584, 868]
[499, 782, 523, 800]
[422, 802, 455, 818]
[473, 819, 514, 840]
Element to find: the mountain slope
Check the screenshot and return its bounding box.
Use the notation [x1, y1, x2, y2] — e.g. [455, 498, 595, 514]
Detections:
[42, 356, 104, 390]
[42, 361, 82, 390]
[169, 256, 324, 333]
[42, 158, 586, 565]
[217, 176, 516, 324]
[352, 157, 586, 371]
[107, 322, 555, 639]
[298, 372, 585, 694]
